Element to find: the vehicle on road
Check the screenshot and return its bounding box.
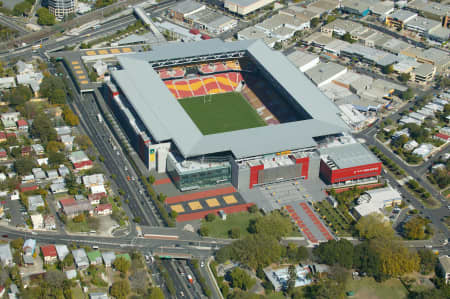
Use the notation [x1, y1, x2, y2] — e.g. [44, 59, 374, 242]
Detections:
[187, 274, 193, 284]
[1, 234, 8, 238]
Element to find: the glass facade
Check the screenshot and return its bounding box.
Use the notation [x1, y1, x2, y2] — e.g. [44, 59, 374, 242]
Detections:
[167, 156, 231, 191]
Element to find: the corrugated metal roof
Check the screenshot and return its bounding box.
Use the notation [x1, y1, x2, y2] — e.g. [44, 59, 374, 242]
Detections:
[319, 143, 379, 169]
[112, 39, 348, 159]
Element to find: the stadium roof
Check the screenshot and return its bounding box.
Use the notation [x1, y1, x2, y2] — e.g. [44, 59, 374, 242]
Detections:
[112, 39, 348, 159]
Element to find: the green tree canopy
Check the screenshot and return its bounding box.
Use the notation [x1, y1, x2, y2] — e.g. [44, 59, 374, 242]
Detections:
[313, 239, 354, 268]
[355, 213, 395, 240]
[37, 7, 55, 26]
[31, 113, 57, 143]
[6, 85, 32, 106]
[249, 211, 293, 240]
[228, 267, 255, 291]
[110, 279, 130, 299]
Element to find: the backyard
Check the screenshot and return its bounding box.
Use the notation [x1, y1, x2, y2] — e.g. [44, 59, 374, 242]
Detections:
[346, 277, 408, 299]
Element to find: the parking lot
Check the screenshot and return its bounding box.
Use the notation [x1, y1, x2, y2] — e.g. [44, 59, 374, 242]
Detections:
[2, 199, 27, 227]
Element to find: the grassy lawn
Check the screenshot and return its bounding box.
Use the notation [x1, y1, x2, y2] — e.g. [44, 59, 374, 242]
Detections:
[71, 286, 86, 299]
[346, 277, 407, 299]
[179, 92, 266, 135]
[201, 212, 261, 238]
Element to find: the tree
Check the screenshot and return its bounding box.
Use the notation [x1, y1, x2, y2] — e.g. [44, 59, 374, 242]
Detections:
[62, 253, 74, 268]
[248, 205, 258, 213]
[31, 113, 57, 143]
[49, 152, 65, 166]
[14, 158, 36, 175]
[95, 0, 117, 9]
[113, 256, 131, 273]
[8, 85, 33, 105]
[313, 239, 354, 268]
[342, 32, 354, 43]
[355, 213, 395, 240]
[205, 213, 216, 222]
[229, 233, 281, 269]
[371, 237, 420, 277]
[199, 226, 209, 236]
[72, 213, 85, 223]
[273, 42, 282, 50]
[382, 64, 394, 74]
[39, 75, 66, 104]
[110, 279, 130, 299]
[13, 1, 32, 16]
[229, 227, 240, 239]
[228, 267, 255, 290]
[74, 135, 92, 150]
[403, 216, 430, 240]
[37, 7, 55, 26]
[401, 88, 415, 101]
[398, 72, 411, 83]
[148, 287, 164, 299]
[249, 211, 292, 240]
[11, 238, 24, 250]
[46, 141, 64, 153]
[325, 15, 336, 24]
[418, 249, 437, 274]
[310, 17, 320, 28]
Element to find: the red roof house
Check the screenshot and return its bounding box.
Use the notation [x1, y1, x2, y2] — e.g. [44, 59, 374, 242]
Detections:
[58, 197, 76, 209]
[88, 192, 107, 205]
[19, 183, 38, 193]
[17, 119, 28, 131]
[0, 132, 6, 143]
[434, 133, 450, 142]
[95, 203, 113, 216]
[40, 245, 57, 263]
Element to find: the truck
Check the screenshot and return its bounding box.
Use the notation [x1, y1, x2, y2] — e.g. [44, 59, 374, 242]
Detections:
[187, 274, 193, 284]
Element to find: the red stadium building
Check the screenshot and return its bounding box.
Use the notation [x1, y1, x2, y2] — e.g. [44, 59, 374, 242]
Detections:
[319, 142, 382, 185]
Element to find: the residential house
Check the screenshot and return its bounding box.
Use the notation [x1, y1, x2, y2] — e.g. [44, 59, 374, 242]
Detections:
[55, 126, 71, 137]
[19, 182, 38, 193]
[50, 182, 68, 194]
[28, 195, 44, 212]
[95, 203, 112, 216]
[69, 151, 93, 171]
[1, 112, 19, 129]
[0, 285, 5, 298]
[60, 135, 74, 151]
[23, 239, 37, 256]
[9, 190, 19, 200]
[87, 250, 102, 265]
[47, 170, 59, 180]
[55, 244, 69, 261]
[89, 293, 108, 299]
[82, 174, 105, 188]
[413, 143, 434, 158]
[36, 157, 48, 166]
[31, 214, 44, 229]
[21, 146, 31, 157]
[16, 119, 28, 132]
[0, 77, 16, 90]
[434, 133, 450, 143]
[59, 198, 94, 218]
[0, 243, 13, 266]
[16, 72, 44, 95]
[102, 251, 116, 267]
[0, 148, 7, 161]
[72, 248, 89, 269]
[58, 165, 70, 177]
[91, 185, 106, 195]
[32, 168, 46, 180]
[88, 193, 106, 205]
[31, 144, 44, 155]
[40, 245, 58, 263]
[0, 132, 6, 143]
[403, 140, 419, 151]
[438, 255, 450, 284]
[44, 215, 56, 230]
[65, 269, 77, 280]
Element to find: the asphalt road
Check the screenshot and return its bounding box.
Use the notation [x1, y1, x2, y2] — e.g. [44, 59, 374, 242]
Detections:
[0, 15, 28, 35]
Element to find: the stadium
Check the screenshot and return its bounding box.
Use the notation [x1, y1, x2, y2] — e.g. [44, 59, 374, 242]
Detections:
[104, 39, 381, 192]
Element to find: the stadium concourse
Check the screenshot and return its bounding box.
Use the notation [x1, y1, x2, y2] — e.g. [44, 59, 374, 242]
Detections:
[104, 39, 383, 243]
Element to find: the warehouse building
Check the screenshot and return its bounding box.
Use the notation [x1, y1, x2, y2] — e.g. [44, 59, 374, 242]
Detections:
[224, 0, 275, 16]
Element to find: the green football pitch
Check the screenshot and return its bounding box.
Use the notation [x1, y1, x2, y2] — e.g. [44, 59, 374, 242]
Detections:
[178, 92, 266, 135]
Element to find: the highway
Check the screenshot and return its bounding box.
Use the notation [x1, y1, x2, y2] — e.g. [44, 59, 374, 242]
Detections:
[0, 15, 28, 35]
[62, 61, 161, 227]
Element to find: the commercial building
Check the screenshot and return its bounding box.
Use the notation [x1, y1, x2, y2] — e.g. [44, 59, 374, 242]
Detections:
[354, 186, 402, 218]
[404, 16, 441, 36]
[286, 50, 320, 72]
[168, 0, 205, 22]
[412, 143, 434, 158]
[0, 243, 13, 266]
[237, 26, 278, 47]
[224, 0, 275, 16]
[341, 44, 398, 67]
[414, 63, 436, 84]
[106, 39, 380, 191]
[321, 19, 364, 39]
[385, 10, 418, 30]
[305, 62, 348, 87]
[370, 1, 395, 21]
[264, 265, 312, 291]
[48, 0, 77, 20]
[340, 0, 371, 17]
[407, 0, 450, 27]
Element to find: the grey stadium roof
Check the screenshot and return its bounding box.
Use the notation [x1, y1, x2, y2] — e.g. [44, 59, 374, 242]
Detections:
[112, 39, 348, 159]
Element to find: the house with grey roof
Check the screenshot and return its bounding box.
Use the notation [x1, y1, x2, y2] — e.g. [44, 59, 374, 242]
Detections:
[72, 248, 89, 269]
[101, 251, 116, 267]
[0, 243, 13, 266]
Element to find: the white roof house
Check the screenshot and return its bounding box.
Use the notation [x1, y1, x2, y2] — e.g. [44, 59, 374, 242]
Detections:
[28, 195, 44, 212]
[16, 60, 34, 75]
[354, 186, 402, 218]
[72, 248, 89, 269]
[82, 174, 105, 188]
[101, 251, 116, 267]
[0, 243, 13, 266]
[0, 77, 16, 90]
[55, 244, 70, 261]
[412, 143, 434, 158]
[403, 140, 419, 151]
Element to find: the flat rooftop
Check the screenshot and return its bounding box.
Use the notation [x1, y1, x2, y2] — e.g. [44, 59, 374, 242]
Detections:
[319, 142, 379, 169]
[112, 39, 348, 159]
